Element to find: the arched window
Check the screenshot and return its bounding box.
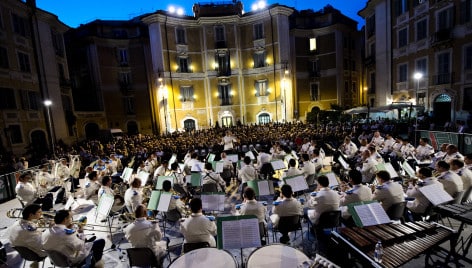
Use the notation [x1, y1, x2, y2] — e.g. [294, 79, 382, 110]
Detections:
[222, 116, 233, 127]
[184, 119, 196, 131]
[434, 94, 451, 102]
[258, 113, 270, 124]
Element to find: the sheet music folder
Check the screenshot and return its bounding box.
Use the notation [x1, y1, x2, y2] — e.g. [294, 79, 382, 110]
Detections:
[283, 175, 308, 192]
[201, 192, 225, 211]
[247, 179, 274, 196]
[216, 215, 261, 250]
[147, 190, 172, 212]
[418, 183, 453, 206]
[347, 200, 391, 227]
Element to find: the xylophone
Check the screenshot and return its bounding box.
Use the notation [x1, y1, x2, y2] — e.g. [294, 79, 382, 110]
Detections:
[332, 221, 455, 268]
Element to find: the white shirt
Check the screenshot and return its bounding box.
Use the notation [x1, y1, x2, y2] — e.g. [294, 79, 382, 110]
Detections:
[124, 187, 143, 213]
[124, 217, 164, 258]
[43, 224, 92, 265]
[8, 219, 46, 257]
[180, 213, 217, 247]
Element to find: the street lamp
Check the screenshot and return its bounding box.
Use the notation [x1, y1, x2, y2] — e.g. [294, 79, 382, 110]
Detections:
[413, 72, 423, 145]
[43, 99, 55, 158]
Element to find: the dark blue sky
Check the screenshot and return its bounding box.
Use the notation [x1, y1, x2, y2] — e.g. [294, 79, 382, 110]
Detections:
[37, 0, 367, 29]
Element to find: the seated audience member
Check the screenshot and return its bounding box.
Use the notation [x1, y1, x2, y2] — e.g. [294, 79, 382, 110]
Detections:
[162, 180, 185, 221]
[201, 162, 226, 192]
[435, 160, 464, 197]
[237, 187, 267, 244]
[124, 205, 166, 261]
[16, 173, 53, 211]
[406, 167, 442, 219]
[124, 178, 143, 213]
[372, 170, 405, 212]
[180, 198, 217, 247]
[271, 184, 303, 244]
[43, 210, 105, 267]
[8, 204, 47, 265]
[339, 170, 373, 218]
[308, 175, 340, 224]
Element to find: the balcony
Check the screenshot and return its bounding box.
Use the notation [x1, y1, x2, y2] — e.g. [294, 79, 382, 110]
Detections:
[220, 97, 232, 106]
[431, 29, 453, 46]
[215, 41, 227, 49]
[432, 72, 453, 85]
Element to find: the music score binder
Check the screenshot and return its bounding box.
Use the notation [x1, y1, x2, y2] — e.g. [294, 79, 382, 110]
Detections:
[247, 179, 275, 196]
[96, 193, 114, 219]
[188, 172, 202, 187]
[270, 159, 286, 171]
[137, 171, 150, 185]
[418, 183, 453, 206]
[147, 190, 172, 212]
[375, 162, 399, 178]
[283, 175, 308, 192]
[121, 167, 133, 183]
[347, 201, 391, 227]
[216, 215, 261, 250]
[201, 192, 226, 211]
[226, 154, 239, 163]
[155, 176, 174, 190]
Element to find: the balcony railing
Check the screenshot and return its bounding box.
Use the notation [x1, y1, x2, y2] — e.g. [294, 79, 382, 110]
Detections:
[432, 72, 453, 85]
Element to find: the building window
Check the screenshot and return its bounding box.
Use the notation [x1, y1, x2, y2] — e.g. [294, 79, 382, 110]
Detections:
[118, 48, 128, 65]
[258, 113, 270, 124]
[255, 80, 268, 97]
[215, 51, 230, 76]
[254, 52, 266, 68]
[221, 116, 233, 127]
[398, 28, 408, 48]
[309, 38, 317, 52]
[367, 15, 375, 38]
[369, 72, 376, 94]
[178, 57, 190, 73]
[119, 72, 132, 86]
[51, 30, 64, 56]
[180, 86, 194, 102]
[20, 90, 39, 110]
[9, 124, 23, 144]
[176, 28, 186, 44]
[416, 19, 427, 41]
[12, 13, 28, 37]
[464, 88, 472, 110]
[18, 52, 31, 73]
[465, 45, 472, 70]
[395, 0, 409, 17]
[123, 96, 135, 115]
[218, 84, 231, 106]
[416, 58, 427, 75]
[398, 64, 408, 82]
[309, 60, 319, 77]
[310, 83, 319, 101]
[0, 46, 8, 69]
[254, 23, 264, 40]
[0, 88, 16, 109]
[184, 119, 196, 131]
[438, 7, 454, 30]
[438, 51, 450, 75]
[215, 26, 225, 42]
[461, 0, 472, 24]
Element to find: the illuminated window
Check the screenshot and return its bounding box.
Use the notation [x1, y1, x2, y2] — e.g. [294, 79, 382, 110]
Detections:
[309, 38, 317, 52]
[255, 80, 268, 97]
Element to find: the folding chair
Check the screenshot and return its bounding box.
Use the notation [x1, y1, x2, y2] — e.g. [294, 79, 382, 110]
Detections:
[13, 247, 46, 268]
[272, 215, 303, 244]
[47, 250, 81, 268]
[126, 247, 160, 268]
[386, 202, 406, 222]
[182, 242, 210, 254]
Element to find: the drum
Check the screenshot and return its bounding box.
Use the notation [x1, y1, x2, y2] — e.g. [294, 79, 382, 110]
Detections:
[246, 244, 310, 268]
[169, 248, 237, 268]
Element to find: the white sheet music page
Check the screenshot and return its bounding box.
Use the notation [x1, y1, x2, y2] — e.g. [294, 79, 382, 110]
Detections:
[215, 162, 224, 173]
[201, 194, 225, 211]
[326, 172, 339, 187]
[271, 160, 286, 170]
[353, 202, 390, 226]
[419, 183, 453, 206]
[221, 218, 260, 249]
[258, 180, 271, 196]
[384, 163, 399, 178]
[285, 175, 308, 192]
[157, 192, 172, 212]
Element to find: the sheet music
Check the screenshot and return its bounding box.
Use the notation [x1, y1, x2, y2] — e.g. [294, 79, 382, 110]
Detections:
[121, 167, 133, 183]
[376, 163, 399, 178]
[353, 202, 390, 226]
[221, 218, 261, 249]
[284, 175, 308, 192]
[226, 154, 239, 162]
[201, 193, 225, 211]
[156, 176, 174, 190]
[64, 196, 75, 210]
[402, 161, 416, 178]
[215, 162, 224, 173]
[96, 194, 114, 218]
[271, 160, 286, 170]
[169, 154, 177, 165]
[245, 151, 256, 160]
[419, 183, 453, 206]
[325, 172, 339, 187]
[207, 154, 216, 162]
[190, 173, 202, 186]
[157, 192, 172, 212]
[337, 156, 349, 170]
[137, 171, 150, 185]
[147, 190, 161, 210]
[257, 180, 272, 196]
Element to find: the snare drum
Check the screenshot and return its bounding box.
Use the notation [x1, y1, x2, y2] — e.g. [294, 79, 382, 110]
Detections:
[169, 248, 237, 268]
[246, 244, 310, 268]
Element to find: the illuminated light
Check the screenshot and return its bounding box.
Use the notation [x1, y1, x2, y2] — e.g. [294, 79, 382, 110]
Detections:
[44, 100, 52, 106]
[414, 72, 423, 80]
[257, 1, 266, 9]
[177, 8, 184, 16]
[168, 6, 176, 13]
[230, 90, 235, 96]
[193, 95, 197, 100]
[214, 63, 219, 69]
[251, 4, 258, 11]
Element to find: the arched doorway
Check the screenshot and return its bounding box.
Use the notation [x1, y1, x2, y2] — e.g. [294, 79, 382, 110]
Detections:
[183, 119, 196, 131]
[85, 123, 99, 139]
[257, 113, 271, 124]
[433, 94, 451, 127]
[30, 130, 48, 157]
[127, 121, 138, 135]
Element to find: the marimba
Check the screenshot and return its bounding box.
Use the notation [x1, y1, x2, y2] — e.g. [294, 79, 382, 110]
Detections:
[331, 221, 456, 268]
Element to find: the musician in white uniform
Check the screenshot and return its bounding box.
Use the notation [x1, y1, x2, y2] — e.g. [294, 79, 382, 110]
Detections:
[201, 162, 226, 192]
[221, 130, 238, 152]
[358, 150, 378, 184]
[339, 170, 373, 207]
[271, 185, 303, 244]
[309, 175, 340, 225]
[372, 170, 405, 212]
[415, 138, 435, 161]
[180, 198, 217, 247]
[8, 204, 47, 262]
[124, 178, 143, 213]
[435, 160, 463, 197]
[406, 167, 443, 216]
[16, 173, 53, 211]
[339, 136, 358, 160]
[84, 171, 101, 203]
[237, 187, 268, 244]
[124, 205, 165, 261]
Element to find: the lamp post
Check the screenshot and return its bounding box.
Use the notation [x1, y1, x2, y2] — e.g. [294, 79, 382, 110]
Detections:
[413, 72, 423, 145]
[283, 63, 289, 122]
[43, 100, 55, 158]
[159, 78, 168, 134]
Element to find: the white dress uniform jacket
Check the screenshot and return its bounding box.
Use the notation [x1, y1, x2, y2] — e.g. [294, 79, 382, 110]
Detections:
[43, 224, 92, 265]
[124, 217, 164, 258]
[373, 181, 405, 211]
[437, 170, 464, 197]
[180, 213, 217, 247]
[406, 177, 443, 214]
[8, 219, 46, 257]
[309, 187, 340, 224]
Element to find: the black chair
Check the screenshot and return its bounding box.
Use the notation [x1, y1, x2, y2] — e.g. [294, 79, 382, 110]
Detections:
[182, 242, 210, 254]
[126, 247, 160, 268]
[47, 250, 80, 268]
[202, 183, 218, 193]
[13, 247, 46, 268]
[461, 186, 472, 203]
[259, 222, 269, 245]
[386, 202, 406, 222]
[451, 190, 465, 205]
[312, 210, 342, 254]
[272, 215, 303, 244]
